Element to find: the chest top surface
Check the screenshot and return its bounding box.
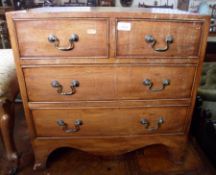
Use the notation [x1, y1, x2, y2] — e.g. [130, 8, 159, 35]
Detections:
[7, 7, 210, 18]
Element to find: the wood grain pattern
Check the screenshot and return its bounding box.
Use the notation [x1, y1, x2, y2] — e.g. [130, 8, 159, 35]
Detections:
[24, 65, 196, 102]
[15, 19, 109, 58]
[116, 19, 202, 58]
[30, 134, 188, 170]
[28, 99, 191, 110]
[32, 106, 188, 137]
[6, 104, 215, 175]
[6, 7, 210, 171]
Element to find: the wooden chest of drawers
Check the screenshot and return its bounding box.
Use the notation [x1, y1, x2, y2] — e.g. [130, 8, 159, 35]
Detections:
[6, 7, 210, 171]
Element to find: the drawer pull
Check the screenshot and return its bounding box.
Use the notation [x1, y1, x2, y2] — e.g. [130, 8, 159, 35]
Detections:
[48, 34, 79, 51]
[56, 119, 83, 133]
[140, 117, 164, 131]
[145, 35, 173, 52]
[143, 79, 170, 92]
[51, 80, 79, 96]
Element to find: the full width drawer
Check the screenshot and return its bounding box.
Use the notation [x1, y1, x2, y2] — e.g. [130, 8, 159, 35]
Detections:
[24, 65, 196, 102]
[15, 19, 109, 58]
[32, 106, 188, 137]
[116, 19, 202, 58]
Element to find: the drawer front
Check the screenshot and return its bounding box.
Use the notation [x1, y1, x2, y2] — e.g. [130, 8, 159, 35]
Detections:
[15, 19, 109, 58]
[32, 106, 188, 137]
[24, 66, 196, 102]
[116, 20, 202, 58]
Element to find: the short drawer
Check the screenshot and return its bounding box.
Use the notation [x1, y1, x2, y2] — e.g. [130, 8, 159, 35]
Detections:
[15, 18, 109, 58]
[116, 19, 202, 58]
[32, 106, 188, 137]
[24, 65, 196, 102]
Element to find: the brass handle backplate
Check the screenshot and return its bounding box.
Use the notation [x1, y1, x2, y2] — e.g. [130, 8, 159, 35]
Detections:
[48, 33, 79, 51]
[145, 35, 173, 52]
[140, 117, 164, 132]
[57, 119, 83, 133]
[143, 79, 170, 92]
[51, 80, 79, 96]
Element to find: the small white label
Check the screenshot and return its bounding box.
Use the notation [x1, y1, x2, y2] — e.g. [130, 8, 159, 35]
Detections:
[87, 29, 97, 34]
[117, 22, 131, 31]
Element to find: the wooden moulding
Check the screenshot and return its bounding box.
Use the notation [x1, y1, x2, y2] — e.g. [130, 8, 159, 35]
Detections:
[32, 135, 189, 170]
[6, 7, 211, 171]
